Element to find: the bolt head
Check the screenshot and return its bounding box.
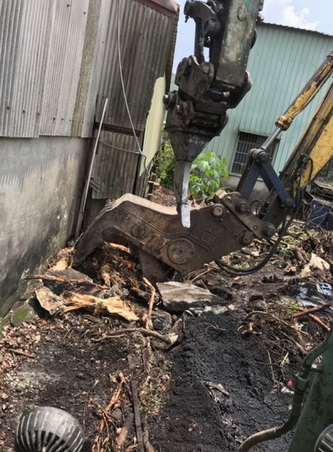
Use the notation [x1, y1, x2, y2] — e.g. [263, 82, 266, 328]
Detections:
[131, 225, 146, 238]
[211, 205, 224, 218]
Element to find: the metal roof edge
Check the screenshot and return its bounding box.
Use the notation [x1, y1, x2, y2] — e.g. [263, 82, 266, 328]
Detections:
[260, 21, 333, 39]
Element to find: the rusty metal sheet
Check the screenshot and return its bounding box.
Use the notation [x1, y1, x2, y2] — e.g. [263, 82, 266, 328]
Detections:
[90, 130, 141, 199]
[95, 0, 175, 131]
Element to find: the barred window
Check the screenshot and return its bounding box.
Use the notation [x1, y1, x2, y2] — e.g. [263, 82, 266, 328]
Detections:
[231, 132, 278, 175]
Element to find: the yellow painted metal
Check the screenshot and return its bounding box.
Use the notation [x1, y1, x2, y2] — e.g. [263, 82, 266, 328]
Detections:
[276, 51, 333, 131]
[282, 81, 333, 193]
[298, 86, 333, 187]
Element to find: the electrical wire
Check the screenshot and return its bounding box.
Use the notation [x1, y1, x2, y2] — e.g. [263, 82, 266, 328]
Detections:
[116, 0, 148, 175]
[215, 157, 313, 276]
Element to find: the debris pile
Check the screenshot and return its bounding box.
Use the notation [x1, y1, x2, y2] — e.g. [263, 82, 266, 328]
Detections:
[0, 220, 332, 451]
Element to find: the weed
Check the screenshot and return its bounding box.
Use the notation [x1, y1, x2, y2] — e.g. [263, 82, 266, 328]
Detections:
[189, 152, 229, 198]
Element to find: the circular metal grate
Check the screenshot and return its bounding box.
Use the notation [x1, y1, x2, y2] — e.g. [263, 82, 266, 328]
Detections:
[15, 406, 84, 452]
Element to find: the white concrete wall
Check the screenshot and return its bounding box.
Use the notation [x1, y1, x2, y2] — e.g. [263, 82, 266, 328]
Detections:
[0, 137, 89, 316]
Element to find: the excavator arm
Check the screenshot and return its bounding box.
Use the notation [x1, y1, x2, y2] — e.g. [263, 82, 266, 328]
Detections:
[74, 2, 333, 282]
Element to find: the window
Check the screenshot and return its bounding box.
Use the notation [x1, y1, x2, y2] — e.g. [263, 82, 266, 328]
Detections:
[231, 132, 278, 175]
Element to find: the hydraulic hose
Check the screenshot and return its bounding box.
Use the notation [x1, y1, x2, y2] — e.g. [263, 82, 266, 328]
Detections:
[237, 331, 332, 451]
[236, 386, 305, 452]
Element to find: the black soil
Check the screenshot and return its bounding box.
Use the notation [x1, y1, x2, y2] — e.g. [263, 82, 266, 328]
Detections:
[149, 311, 294, 452]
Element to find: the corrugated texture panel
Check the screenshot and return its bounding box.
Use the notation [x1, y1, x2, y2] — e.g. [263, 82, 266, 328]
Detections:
[206, 23, 333, 175]
[96, 0, 175, 131]
[0, 0, 51, 137]
[40, 0, 90, 136]
[90, 131, 141, 199]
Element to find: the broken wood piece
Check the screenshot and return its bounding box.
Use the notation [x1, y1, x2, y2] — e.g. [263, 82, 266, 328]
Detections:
[291, 302, 333, 319]
[100, 264, 112, 287]
[131, 380, 144, 452]
[143, 277, 156, 329]
[24, 270, 108, 291]
[308, 313, 330, 331]
[48, 247, 74, 271]
[7, 348, 36, 359]
[35, 287, 66, 315]
[190, 267, 215, 283]
[241, 321, 255, 336]
[92, 328, 178, 346]
[108, 242, 132, 254]
[36, 287, 139, 322]
[92, 373, 127, 452]
[63, 292, 139, 322]
[115, 412, 134, 451]
[142, 416, 155, 452]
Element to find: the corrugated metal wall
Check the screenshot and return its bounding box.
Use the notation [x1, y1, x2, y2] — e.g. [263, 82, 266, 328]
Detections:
[0, 0, 91, 138]
[0, 0, 177, 198]
[90, 130, 141, 198]
[40, 0, 90, 136]
[95, 0, 174, 130]
[206, 23, 333, 175]
[91, 0, 177, 198]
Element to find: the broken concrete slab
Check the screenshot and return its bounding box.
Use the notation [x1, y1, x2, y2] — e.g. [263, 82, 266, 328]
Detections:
[157, 281, 227, 314]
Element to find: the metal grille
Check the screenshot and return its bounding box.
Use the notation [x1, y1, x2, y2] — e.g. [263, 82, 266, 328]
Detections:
[231, 131, 277, 174]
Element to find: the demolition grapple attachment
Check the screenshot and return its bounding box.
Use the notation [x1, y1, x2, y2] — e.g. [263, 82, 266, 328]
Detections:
[74, 192, 275, 280]
[164, 0, 263, 226]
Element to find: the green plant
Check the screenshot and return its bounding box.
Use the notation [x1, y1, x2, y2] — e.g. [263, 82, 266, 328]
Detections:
[189, 152, 229, 198]
[155, 133, 176, 189]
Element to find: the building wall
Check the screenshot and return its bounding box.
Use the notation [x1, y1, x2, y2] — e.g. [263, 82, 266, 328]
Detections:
[206, 24, 333, 186]
[0, 0, 177, 315]
[0, 138, 89, 317]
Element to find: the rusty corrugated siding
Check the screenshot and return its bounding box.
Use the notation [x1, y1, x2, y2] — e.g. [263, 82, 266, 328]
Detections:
[90, 131, 141, 199]
[95, 0, 175, 131]
[88, 0, 177, 199]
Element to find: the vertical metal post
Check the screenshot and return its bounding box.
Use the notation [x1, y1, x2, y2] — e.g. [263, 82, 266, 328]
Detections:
[74, 98, 109, 239]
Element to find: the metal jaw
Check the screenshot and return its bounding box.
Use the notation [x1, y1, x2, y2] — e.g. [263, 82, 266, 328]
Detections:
[74, 192, 275, 280]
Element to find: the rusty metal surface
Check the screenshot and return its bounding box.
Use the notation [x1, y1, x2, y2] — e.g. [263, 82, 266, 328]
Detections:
[0, 0, 176, 140]
[95, 0, 175, 131]
[74, 191, 273, 274]
[90, 131, 141, 199]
